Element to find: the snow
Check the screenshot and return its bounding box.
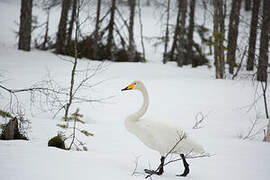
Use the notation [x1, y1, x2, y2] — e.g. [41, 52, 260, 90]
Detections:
[0, 1, 270, 180]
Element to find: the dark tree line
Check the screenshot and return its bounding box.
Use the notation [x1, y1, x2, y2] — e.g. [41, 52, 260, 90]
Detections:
[165, 0, 207, 67]
[17, 0, 270, 82]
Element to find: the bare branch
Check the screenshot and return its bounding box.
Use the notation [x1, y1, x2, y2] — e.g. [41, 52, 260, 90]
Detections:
[193, 111, 209, 129]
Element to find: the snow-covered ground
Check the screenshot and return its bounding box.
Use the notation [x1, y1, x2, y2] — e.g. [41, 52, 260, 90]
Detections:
[0, 1, 270, 180]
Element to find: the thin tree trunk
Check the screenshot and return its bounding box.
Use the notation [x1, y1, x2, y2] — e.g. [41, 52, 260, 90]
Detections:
[220, 0, 226, 75]
[227, 0, 241, 74]
[92, 0, 102, 58]
[67, 0, 77, 47]
[214, 0, 219, 78]
[68, 0, 79, 147]
[56, 0, 71, 54]
[247, 0, 260, 71]
[18, 0, 33, 51]
[42, 8, 50, 50]
[64, 0, 79, 122]
[170, 0, 181, 61]
[187, 0, 196, 66]
[107, 0, 116, 60]
[257, 0, 270, 82]
[213, 0, 225, 79]
[176, 0, 187, 67]
[128, 0, 136, 62]
[95, 0, 101, 36]
[261, 81, 270, 142]
[138, 0, 146, 62]
[163, 0, 171, 64]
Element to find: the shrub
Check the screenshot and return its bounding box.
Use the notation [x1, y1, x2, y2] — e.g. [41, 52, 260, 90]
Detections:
[48, 134, 66, 150]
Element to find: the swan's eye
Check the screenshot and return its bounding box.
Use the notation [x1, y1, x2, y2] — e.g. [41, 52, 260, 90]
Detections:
[134, 83, 137, 86]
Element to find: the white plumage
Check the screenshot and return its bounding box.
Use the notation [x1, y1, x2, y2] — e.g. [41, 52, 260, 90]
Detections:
[121, 80, 207, 176]
[125, 116, 206, 156]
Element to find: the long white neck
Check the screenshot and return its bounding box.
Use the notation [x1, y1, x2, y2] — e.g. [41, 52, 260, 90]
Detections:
[132, 84, 149, 120]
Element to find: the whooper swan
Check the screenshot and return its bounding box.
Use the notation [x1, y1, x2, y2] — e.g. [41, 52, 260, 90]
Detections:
[121, 81, 208, 176]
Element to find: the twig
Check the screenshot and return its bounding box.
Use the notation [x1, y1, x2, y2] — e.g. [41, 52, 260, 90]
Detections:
[193, 112, 208, 129]
[132, 155, 143, 176]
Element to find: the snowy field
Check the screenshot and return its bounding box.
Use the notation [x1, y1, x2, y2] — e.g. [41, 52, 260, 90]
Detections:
[1, 1, 270, 180]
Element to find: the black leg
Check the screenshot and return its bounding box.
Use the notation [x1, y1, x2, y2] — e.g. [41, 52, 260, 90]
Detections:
[144, 156, 165, 176]
[176, 154, 190, 177]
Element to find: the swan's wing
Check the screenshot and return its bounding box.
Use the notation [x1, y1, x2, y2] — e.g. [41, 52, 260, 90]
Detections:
[135, 118, 184, 154]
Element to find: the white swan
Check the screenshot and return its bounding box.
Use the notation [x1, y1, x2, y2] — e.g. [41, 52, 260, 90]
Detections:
[121, 80, 207, 176]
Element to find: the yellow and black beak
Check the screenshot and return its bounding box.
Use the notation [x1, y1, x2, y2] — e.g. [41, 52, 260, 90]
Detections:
[121, 83, 134, 91]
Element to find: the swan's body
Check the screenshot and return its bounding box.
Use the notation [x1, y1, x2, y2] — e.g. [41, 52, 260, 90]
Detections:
[125, 116, 205, 156]
[122, 81, 207, 176]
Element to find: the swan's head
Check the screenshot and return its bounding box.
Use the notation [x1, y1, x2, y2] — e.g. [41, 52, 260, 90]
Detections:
[121, 80, 143, 91]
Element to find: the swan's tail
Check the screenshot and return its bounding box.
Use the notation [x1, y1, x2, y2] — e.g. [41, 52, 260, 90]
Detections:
[185, 136, 209, 157]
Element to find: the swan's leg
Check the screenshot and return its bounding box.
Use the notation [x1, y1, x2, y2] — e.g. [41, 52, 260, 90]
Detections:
[144, 156, 165, 175]
[177, 154, 190, 176]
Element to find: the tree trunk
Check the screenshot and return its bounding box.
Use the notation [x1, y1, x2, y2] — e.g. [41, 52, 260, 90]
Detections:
[92, 0, 102, 58]
[95, 0, 101, 36]
[245, 0, 252, 11]
[227, 0, 241, 74]
[213, 0, 225, 79]
[138, 0, 146, 61]
[67, 0, 77, 47]
[187, 0, 196, 66]
[163, 0, 171, 64]
[128, 0, 136, 61]
[176, 0, 187, 67]
[41, 8, 50, 50]
[64, 0, 79, 122]
[18, 0, 33, 51]
[56, 0, 71, 54]
[170, 0, 181, 61]
[247, 0, 260, 71]
[257, 0, 270, 82]
[107, 0, 116, 60]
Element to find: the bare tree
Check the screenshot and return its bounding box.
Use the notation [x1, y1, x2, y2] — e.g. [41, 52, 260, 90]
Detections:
[67, 0, 77, 47]
[92, 0, 102, 58]
[261, 81, 270, 142]
[40, 1, 54, 50]
[106, 0, 117, 60]
[246, 0, 261, 71]
[257, 0, 270, 82]
[176, 0, 187, 67]
[163, 0, 171, 64]
[227, 0, 241, 74]
[187, 0, 196, 66]
[18, 0, 33, 51]
[213, 0, 225, 79]
[56, 0, 71, 54]
[138, 0, 146, 61]
[170, 0, 182, 61]
[128, 0, 136, 61]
